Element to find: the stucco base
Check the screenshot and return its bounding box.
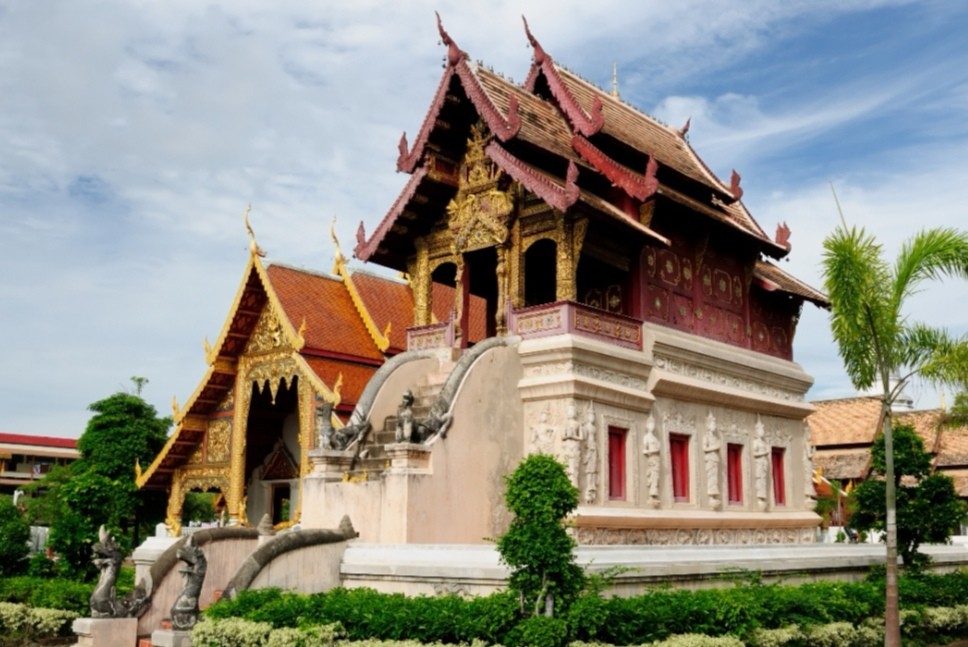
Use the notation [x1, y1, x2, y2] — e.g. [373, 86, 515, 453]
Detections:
[73, 617, 137, 647]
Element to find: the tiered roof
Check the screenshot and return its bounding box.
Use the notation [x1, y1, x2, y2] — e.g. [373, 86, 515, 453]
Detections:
[356, 16, 818, 309]
[808, 395, 968, 495]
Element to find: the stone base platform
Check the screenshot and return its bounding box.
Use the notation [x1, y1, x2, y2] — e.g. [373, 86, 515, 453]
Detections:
[341, 541, 968, 597]
[73, 617, 137, 646]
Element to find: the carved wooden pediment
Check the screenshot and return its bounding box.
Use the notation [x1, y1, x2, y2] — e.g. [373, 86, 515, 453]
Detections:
[446, 122, 515, 254]
[262, 441, 298, 481]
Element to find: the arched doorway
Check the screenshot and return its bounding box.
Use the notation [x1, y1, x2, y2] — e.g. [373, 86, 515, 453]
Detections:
[243, 376, 300, 525]
[524, 238, 557, 306]
[463, 246, 498, 345]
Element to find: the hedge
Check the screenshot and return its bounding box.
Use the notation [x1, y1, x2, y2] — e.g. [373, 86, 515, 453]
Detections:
[204, 569, 968, 646]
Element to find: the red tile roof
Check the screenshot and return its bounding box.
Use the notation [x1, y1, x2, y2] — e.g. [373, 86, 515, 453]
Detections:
[808, 396, 883, 447]
[350, 270, 415, 352]
[267, 264, 384, 362]
[0, 433, 77, 449]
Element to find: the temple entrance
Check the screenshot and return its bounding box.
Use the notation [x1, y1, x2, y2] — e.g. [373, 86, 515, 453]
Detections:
[463, 246, 498, 346]
[431, 262, 458, 323]
[243, 376, 301, 525]
[524, 239, 557, 306]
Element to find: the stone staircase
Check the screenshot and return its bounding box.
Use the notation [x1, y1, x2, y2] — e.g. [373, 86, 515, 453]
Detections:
[348, 357, 455, 478]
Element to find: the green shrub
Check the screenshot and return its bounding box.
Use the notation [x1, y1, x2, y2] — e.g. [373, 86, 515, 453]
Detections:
[0, 575, 94, 614]
[504, 614, 569, 647]
[0, 496, 30, 577]
[193, 617, 273, 646]
[651, 634, 745, 647]
[0, 601, 78, 640]
[26, 553, 56, 578]
[746, 625, 805, 647]
[496, 454, 583, 618]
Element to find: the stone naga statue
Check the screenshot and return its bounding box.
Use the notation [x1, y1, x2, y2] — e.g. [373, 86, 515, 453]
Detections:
[170, 534, 207, 631]
[315, 399, 371, 451]
[90, 525, 148, 618]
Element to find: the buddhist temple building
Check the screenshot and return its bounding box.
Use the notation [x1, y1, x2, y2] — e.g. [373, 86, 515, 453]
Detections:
[141, 18, 830, 545]
[808, 395, 968, 500]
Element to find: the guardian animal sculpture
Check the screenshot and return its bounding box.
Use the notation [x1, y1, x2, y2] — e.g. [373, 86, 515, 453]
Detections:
[170, 534, 207, 630]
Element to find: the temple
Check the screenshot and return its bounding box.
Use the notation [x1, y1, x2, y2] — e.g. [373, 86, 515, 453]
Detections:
[140, 18, 828, 545]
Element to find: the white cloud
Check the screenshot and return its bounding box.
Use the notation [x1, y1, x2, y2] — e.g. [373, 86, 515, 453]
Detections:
[1, 0, 964, 436]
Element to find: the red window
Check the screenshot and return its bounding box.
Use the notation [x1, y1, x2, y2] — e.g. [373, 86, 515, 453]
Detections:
[727, 443, 743, 504]
[772, 447, 786, 506]
[670, 433, 690, 502]
[608, 426, 627, 499]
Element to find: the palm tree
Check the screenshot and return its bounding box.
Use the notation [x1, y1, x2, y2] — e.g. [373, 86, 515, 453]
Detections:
[822, 222, 968, 646]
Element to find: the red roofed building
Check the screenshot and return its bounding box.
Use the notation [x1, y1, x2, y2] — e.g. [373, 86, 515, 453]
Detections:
[0, 433, 79, 494]
[808, 395, 968, 500]
[140, 19, 828, 544]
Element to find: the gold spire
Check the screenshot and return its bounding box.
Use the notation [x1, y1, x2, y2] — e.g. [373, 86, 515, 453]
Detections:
[611, 62, 619, 98]
[244, 204, 266, 257]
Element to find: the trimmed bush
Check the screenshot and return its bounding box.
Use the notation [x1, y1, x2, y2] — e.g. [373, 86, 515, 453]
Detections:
[0, 601, 78, 641]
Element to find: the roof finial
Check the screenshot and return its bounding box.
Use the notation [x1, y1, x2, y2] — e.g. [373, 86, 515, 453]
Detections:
[677, 117, 691, 138]
[244, 204, 266, 257]
[435, 12, 465, 67]
[330, 216, 346, 273]
[522, 16, 548, 65]
[611, 62, 619, 98]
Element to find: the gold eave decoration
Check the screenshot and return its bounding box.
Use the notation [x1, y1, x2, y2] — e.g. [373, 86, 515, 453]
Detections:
[331, 219, 391, 353]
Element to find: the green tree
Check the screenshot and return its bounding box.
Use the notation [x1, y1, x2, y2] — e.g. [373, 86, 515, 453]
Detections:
[496, 454, 584, 620]
[850, 425, 965, 567]
[944, 390, 968, 427]
[47, 380, 171, 577]
[0, 494, 30, 577]
[822, 222, 968, 646]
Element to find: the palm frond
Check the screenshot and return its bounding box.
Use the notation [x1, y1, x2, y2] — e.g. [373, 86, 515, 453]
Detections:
[822, 225, 891, 389]
[893, 228, 968, 305]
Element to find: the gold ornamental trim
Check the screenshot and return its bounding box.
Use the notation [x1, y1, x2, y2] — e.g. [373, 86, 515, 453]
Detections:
[330, 220, 391, 352]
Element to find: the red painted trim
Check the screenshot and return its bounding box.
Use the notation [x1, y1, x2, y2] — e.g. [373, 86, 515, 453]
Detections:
[772, 447, 786, 505]
[0, 433, 77, 448]
[354, 166, 429, 260]
[670, 433, 690, 502]
[485, 142, 579, 212]
[521, 17, 603, 137]
[727, 443, 743, 504]
[396, 70, 452, 173]
[608, 426, 627, 499]
[398, 19, 521, 173]
[299, 347, 385, 367]
[572, 134, 658, 201]
[453, 63, 521, 142]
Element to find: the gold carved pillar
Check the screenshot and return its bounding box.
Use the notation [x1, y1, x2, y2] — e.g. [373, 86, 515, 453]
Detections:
[454, 255, 466, 347]
[496, 245, 509, 335]
[227, 376, 250, 524]
[413, 239, 431, 326]
[556, 213, 577, 301]
[510, 218, 524, 309]
[295, 376, 313, 523]
[166, 474, 185, 534]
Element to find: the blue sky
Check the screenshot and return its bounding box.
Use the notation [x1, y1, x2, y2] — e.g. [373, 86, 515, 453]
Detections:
[1, 1, 966, 438]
